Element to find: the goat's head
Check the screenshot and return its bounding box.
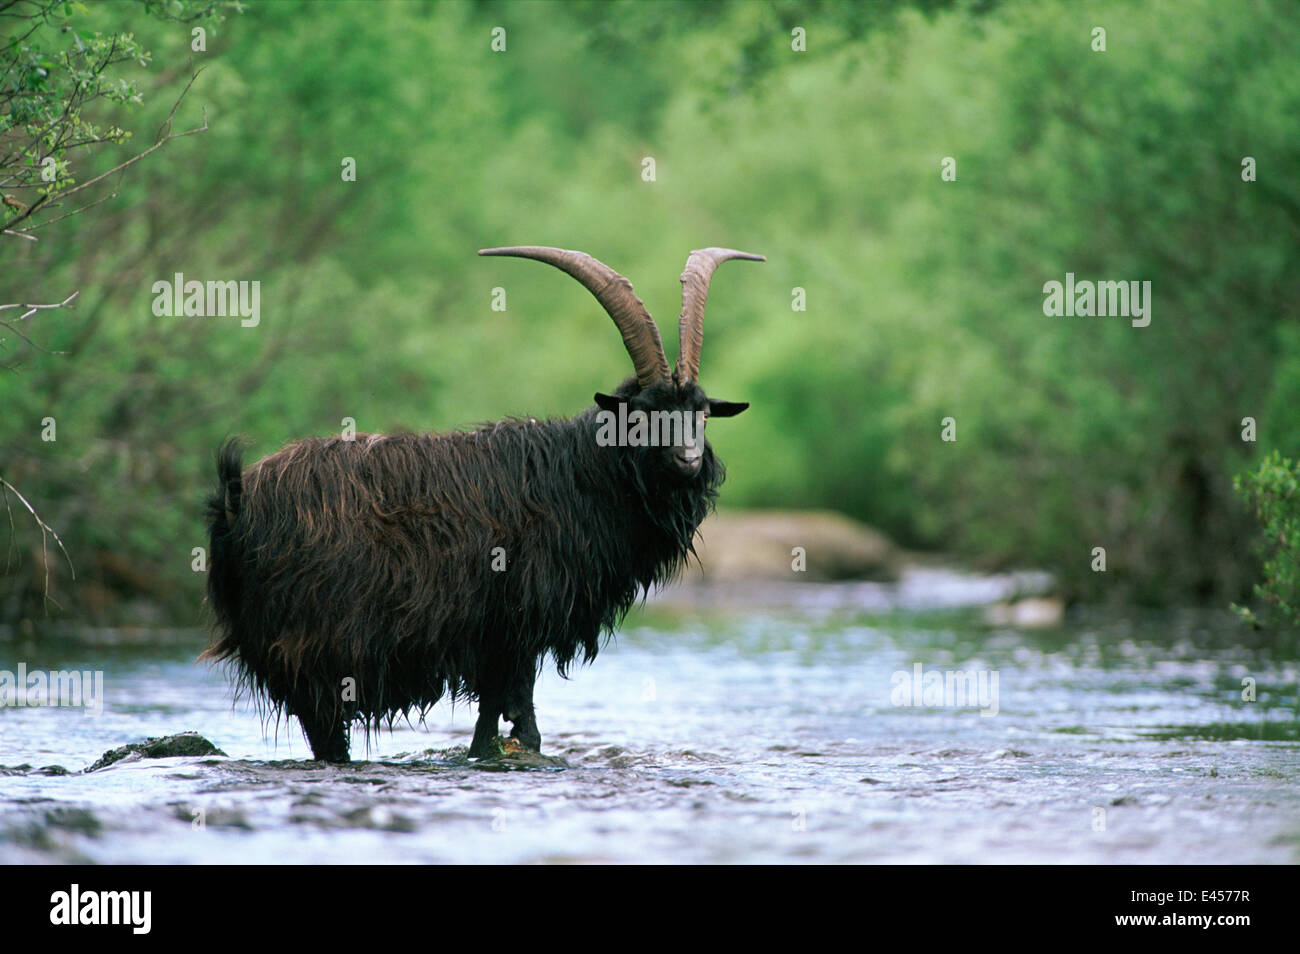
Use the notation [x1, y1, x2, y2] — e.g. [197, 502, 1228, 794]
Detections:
[478, 245, 761, 481]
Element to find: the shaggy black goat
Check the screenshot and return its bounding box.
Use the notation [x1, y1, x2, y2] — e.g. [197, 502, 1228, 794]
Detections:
[202, 245, 763, 761]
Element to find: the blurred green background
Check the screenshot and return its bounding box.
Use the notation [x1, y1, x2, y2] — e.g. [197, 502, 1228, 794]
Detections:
[2, 0, 1298, 626]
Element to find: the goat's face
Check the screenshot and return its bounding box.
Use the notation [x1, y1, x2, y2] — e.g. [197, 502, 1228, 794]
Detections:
[595, 378, 747, 481]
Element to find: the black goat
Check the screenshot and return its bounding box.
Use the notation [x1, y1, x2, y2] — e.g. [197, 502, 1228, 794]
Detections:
[202, 246, 762, 761]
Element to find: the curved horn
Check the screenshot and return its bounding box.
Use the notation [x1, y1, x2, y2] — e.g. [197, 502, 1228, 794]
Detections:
[479, 246, 670, 389]
[676, 247, 765, 387]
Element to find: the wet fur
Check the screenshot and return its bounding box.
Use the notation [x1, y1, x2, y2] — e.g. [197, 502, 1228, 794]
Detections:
[202, 377, 724, 761]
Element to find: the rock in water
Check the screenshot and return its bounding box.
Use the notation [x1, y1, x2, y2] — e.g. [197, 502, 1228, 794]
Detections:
[689, 509, 898, 582]
[983, 596, 1065, 629]
[86, 732, 226, 772]
[471, 736, 568, 769]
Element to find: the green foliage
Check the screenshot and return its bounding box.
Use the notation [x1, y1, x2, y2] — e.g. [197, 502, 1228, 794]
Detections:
[1, 5, 148, 207]
[1, 0, 1297, 624]
[0, 0, 230, 230]
[1234, 452, 1300, 632]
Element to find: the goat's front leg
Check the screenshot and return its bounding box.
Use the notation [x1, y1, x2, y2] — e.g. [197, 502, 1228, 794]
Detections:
[504, 677, 541, 752]
[468, 690, 502, 759]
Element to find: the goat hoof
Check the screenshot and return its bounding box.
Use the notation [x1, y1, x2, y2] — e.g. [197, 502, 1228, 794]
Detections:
[470, 735, 530, 760]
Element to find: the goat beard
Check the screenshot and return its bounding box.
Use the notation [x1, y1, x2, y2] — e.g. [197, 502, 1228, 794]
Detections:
[622, 445, 724, 556]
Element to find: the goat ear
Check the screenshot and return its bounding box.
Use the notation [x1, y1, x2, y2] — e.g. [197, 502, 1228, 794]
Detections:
[707, 399, 749, 418]
[594, 392, 623, 412]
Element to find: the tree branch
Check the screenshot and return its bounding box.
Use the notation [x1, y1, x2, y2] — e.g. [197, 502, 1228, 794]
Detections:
[0, 476, 76, 613]
[2, 68, 208, 237]
[0, 290, 78, 364]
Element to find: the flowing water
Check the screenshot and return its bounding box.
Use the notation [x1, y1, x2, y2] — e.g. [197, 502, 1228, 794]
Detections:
[1, 577, 1297, 864]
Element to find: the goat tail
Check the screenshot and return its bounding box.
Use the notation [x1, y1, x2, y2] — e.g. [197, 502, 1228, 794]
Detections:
[200, 437, 246, 662]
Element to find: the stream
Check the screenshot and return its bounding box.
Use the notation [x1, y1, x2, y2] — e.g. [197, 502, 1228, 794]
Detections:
[1, 576, 1297, 864]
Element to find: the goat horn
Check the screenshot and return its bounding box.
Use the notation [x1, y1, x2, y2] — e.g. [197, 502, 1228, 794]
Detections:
[675, 247, 765, 387]
[479, 246, 670, 390]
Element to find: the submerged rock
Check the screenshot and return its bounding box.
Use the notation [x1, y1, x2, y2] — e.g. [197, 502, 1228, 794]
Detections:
[42, 807, 102, 837]
[471, 736, 568, 770]
[86, 732, 226, 772]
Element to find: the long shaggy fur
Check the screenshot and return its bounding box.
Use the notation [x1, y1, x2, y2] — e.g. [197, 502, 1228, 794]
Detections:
[202, 377, 724, 760]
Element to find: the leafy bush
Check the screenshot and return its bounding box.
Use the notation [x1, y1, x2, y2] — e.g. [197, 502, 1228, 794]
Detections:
[1234, 452, 1300, 631]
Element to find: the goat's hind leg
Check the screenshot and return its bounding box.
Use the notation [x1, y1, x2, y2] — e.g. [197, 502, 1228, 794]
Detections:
[300, 713, 350, 763]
